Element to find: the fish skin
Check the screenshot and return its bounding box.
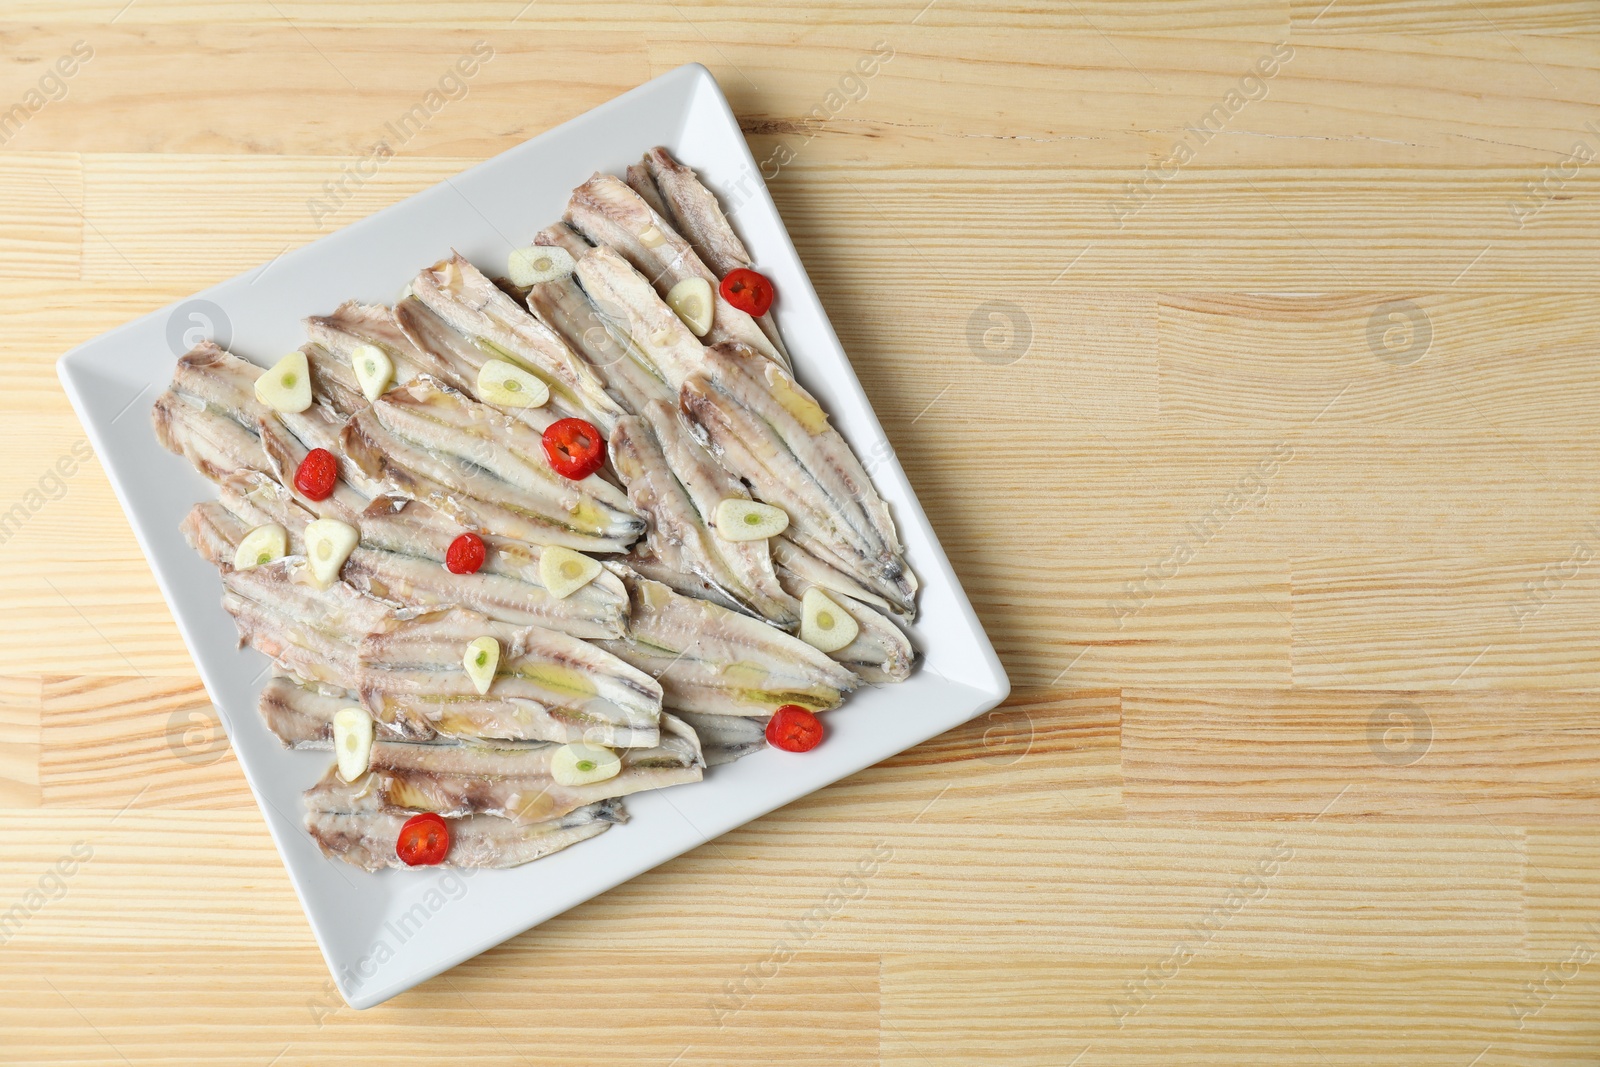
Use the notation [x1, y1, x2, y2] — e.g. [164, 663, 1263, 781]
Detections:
[674, 711, 769, 766]
[598, 570, 856, 717]
[357, 607, 663, 744]
[564, 172, 786, 368]
[610, 404, 800, 627]
[409, 252, 626, 432]
[640, 147, 791, 366]
[305, 774, 624, 871]
[679, 341, 917, 617]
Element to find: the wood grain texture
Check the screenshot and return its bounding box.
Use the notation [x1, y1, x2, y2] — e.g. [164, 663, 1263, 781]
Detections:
[5, 2, 1600, 1063]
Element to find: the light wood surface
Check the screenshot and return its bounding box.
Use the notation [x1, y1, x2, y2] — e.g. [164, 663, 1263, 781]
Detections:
[4, 2, 1599, 1063]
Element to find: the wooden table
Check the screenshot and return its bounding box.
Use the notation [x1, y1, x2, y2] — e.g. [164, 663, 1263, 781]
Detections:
[4, 2, 1599, 1063]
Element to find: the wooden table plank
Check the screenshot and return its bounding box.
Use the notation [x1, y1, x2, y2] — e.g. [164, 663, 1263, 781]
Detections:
[5, 2, 1600, 1062]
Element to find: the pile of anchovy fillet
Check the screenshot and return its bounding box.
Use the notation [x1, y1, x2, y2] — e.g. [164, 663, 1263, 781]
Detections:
[153, 148, 918, 871]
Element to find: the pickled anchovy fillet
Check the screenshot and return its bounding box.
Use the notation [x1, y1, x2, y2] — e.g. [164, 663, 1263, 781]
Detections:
[153, 343, 277, 480]
[675, 711, 769, 766]
[769, 534, 897, 617]
[358, 607, 662, 744]
[776, 567, 914, 685]
[680, 341, 917, 617]
[364, 715, 700, 779]
[182, 502, 397, 639]
[339, 714, 702, 821]
[155, 343, 366, 518]
[572, 244, 708, 393]
[620, 548, 747, 615]
[611, 403, 799, 627]
[342, 405, 639, 551]
[389, 296, 490, 400]
[251, 412, 376, 524]
[306, 775, 624, 871]
[153, 391, 273, 484]
[216, 472, 628, 640]
[409, 252, 625, 431]
[640, 147, 751, 278]
[624, 159, 672, 219]
[523, 237, 678, 417]
[565, 172, 787, 369]
[639, 147, 790, 365]
[304, 301, 429, 390]
[258, 675, 424, 747]
[373, 377, 639, 533]
[222, 591, 363, 689]
[167, 341, 272, 428]
[359, 689, 659, 747]
[357, 495, 557, 588]
[182, 501, 397, 685]
[298, 342, 370, 417]
[598, 570, 856, 717]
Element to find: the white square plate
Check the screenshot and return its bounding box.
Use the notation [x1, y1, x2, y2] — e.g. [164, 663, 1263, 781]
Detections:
[56, 63, 1009, 1009]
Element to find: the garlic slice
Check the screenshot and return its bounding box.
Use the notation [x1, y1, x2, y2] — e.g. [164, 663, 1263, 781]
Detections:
[639, 224, 665, 248]
[303, 518, 359, 588]
[800, 587, 860, 653]
[665, 277, 714, 337]
[539, 546, 600, 600]
[463, 636, 499, 695]
[350, 344, 393, 401]
[332, 707, 374, 782]
[508, 245, 576, 287]
[477, 358, 550, 408]
[713, 498, 789, 542]
[550, 742, 622, 787]
[254, 351, 312, 413]
[233, 523, 287, 570]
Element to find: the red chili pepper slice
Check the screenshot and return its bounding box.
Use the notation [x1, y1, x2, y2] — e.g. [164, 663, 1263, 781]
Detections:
[720, 268, 774, 317]
[293, 448, 338, 501]
[766, 704, 823, 752]
[445, 532, 486, 575]
[542, 418, 606, 481]
[396, 812, 450, 866]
